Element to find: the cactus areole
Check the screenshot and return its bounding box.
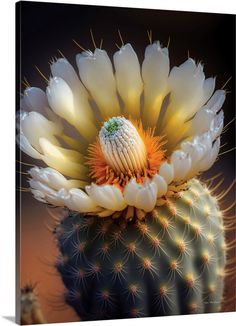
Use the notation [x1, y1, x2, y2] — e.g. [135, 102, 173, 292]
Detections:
[17, 40, 228, 319]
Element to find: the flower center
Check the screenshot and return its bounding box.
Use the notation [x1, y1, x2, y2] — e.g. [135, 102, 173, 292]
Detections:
[99, 117, 147, 174]
[87, 117, 165, 188]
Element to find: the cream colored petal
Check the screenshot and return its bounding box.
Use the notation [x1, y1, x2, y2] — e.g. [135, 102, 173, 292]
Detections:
[23, 87, 48, 114]
[181, 136, 208, 179]
[77, 49, 120, 118]
[20, 97, 30, 111]
[200, 77, 216, 107]
[39, 138, 88, 180]
[189, 90, 225, 137]
[198, 138, 220, 172]
[21, 111, 62, 152]
[124, 179, 157, 212]
[45, 189, 68, 206]
[166, 59, 205, 121]
[29, 166, 88, 192]
[29, 167, 66, 190]
[65, 188, 100, 213]
[51, 58, 88, 98]
[181, 138, 206, 163]
[171, 150, 192, 182]
[142, 41, 169, 127]
[31, 189, 47, 203]
[158, 162, 174, 185]
[47, 77, 97, 142]
[135, 181, 157, 212]
[29, 179, 56, 196]
[204, 90, 226, 114]
[16, 134, 42, 159]
[85, 184, 126, 211]
[160, 59, 211, 152]
[123, 178, 138, 207]
[113, 43, 143, 118]
[190, 108, 215, 136]
[210, 110, 224, 140]
[16, 111, 28, 132]
[152, 174, 168, 197]
[51, 58, 94, 121]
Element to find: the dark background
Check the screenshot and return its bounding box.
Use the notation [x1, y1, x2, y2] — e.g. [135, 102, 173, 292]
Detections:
[16, 1, 236, 323]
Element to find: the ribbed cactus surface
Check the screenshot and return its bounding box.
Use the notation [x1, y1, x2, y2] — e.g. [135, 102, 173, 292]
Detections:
[54, 179, 226, 320]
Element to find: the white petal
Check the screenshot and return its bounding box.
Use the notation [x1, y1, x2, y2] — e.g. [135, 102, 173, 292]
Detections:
[16, 134, 42, 159]
[21, 111, 61, 152]
[123, 178, 139, 206]
[135, 181, 157, 212]
[210, 110, 224, 140]
[142, 41, 169, 126]
[159, 162, 174, 184]
[51, 58, 94, 121]
[181, 136, 208, 178]
[29, 167, 88, 193]
[200, 77, 216, 106]
[85, 184, 126, 211]
[23, 87, 48, 114]
[203, 89, 226, 114]
[39, 138, 88, 180]
[181, 138, 206, 162]
[152, 174, 168, 197]
[189, 90, 226, 136]
[20, 97, 30, 111]
[29, 167, 68, 190]
[199, 132, 212, 152]
[124, 179, 157, 212]
[46, 77, 75, 123]
[31, 189, 47, 203]
[167, 59, 205, 120]
[161, 59, 209, 151]
[16, 111, 28, 132]
[65, 188, 99, 213]
[46, 190, 68, 206]
[29, 179, 56, 196]
[113, 43, 143, 118]
[47, 77, 97, 142]
[199, 138, 220, 172]
[51, 58, 87, 98]
[77, 49, 120, 118]
[190, 108, 215, 136]
[171, 150, 192, 181]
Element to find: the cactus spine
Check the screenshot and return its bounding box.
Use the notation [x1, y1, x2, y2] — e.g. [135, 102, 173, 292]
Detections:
[53, 179, 226, 320]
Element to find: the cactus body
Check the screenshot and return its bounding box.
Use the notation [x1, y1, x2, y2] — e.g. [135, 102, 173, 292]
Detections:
[54, 179, 226, 320]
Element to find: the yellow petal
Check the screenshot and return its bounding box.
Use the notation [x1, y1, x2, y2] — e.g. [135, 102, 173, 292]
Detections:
[77, 49, 120, 118]
[21, 111, 61, 152]
[113, 44, 143, 118]
[142, 42, 169, 128]
[47, 77, 97, 143]
[39, 138, 88, 180]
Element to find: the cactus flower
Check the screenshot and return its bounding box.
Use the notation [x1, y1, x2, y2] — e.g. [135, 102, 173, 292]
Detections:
[17, 41, 225, 219]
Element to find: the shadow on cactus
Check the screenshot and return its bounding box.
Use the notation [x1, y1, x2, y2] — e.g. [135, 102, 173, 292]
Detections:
[17, 32, 236, 320]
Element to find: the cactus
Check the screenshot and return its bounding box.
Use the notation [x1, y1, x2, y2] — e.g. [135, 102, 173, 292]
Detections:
[17, 36, 233, 321]
[20, 284, 46, 324]
[53, 178, 226, 320]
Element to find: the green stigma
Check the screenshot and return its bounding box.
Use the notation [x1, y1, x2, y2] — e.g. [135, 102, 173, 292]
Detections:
[103, 118, 121, 136]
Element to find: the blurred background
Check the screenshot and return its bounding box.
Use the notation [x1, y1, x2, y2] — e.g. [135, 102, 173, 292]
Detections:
[16, 1, 235, 323]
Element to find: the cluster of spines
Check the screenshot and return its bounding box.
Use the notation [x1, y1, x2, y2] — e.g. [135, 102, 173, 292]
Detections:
[52, 178, 228, 319]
